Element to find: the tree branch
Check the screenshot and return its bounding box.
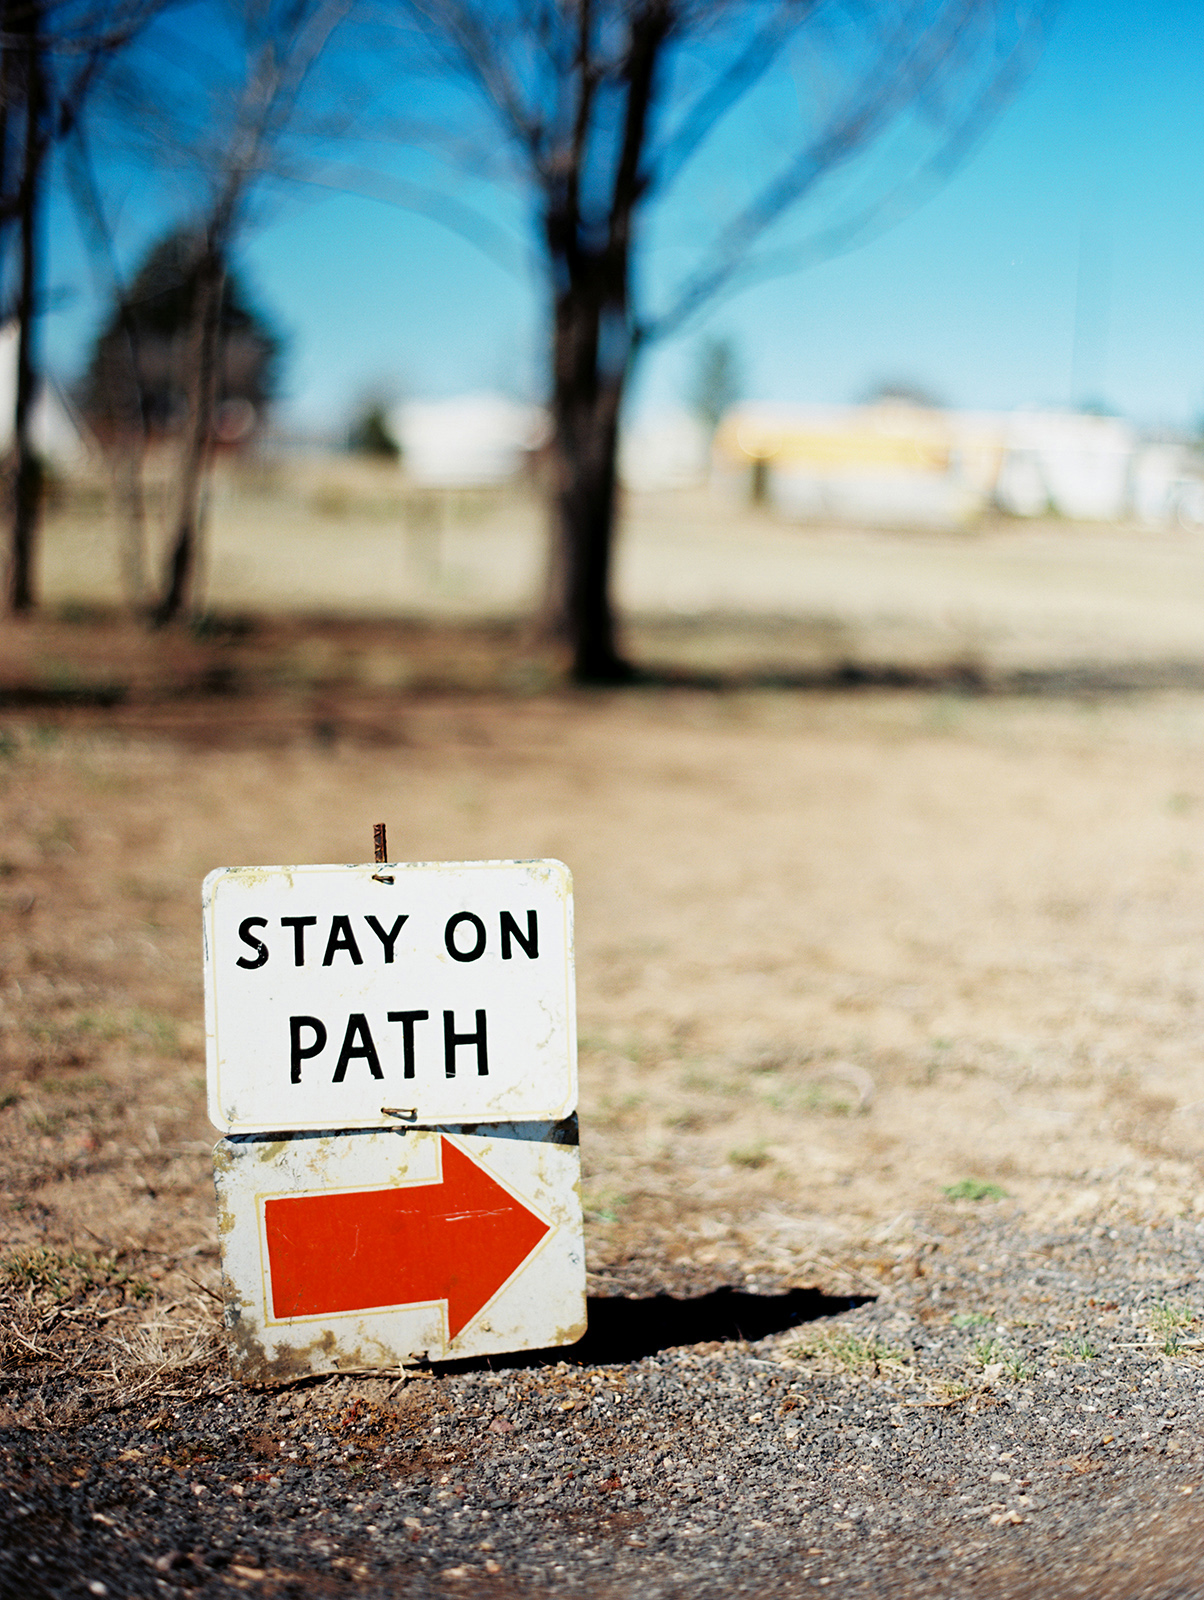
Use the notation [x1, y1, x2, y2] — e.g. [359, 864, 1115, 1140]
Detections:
[643, 0, 1040, 342]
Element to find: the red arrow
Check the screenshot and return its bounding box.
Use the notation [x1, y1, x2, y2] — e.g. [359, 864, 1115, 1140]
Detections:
[263, 1136, 550, 1340]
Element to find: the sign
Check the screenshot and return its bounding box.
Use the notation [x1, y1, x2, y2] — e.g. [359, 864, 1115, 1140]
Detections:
[213, 1119, 586, 1377]
[204, 859, 575, 1133]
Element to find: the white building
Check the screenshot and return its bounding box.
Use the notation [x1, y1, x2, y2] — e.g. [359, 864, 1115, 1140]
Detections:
[392, 394, 548, 487]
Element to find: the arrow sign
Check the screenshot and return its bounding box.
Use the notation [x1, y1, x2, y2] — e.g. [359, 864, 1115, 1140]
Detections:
[262, 1136, 551, 1340]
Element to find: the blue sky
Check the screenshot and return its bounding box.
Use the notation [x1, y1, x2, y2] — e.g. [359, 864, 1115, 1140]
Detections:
[43, 1, 1204, 435]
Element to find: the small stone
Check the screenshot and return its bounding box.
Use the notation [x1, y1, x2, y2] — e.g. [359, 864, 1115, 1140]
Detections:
[989, 1470, 1010, 1484]
[87, 1585, 109, 1597]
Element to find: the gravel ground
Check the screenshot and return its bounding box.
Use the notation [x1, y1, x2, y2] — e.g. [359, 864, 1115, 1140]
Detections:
[6, 1211, 1204, 1599]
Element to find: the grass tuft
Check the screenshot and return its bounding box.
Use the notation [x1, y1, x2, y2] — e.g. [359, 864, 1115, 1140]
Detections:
[789, 1329, 904, 1374]
[728, 1142, 771, 1170]
[942, 1179, 1008, 1202]
[1056, 1335, 1098, 1361]
[1, 1245, 150, 1305]
[1148, 1300, 1195, 1354]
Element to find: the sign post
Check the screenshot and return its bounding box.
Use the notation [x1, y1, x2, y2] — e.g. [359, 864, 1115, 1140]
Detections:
[205, 850, 586, 1379]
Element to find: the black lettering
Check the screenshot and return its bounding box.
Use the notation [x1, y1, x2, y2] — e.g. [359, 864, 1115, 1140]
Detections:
[387, 1010, 430, 1078]
[445, 912, 486, 962]
[443, 1009, 488, 1077]
[500, 909, 538, 960]
[280, 916, 317, 966]
[365, 913, 408, 963]
[289, 1016, 326, 1083]
[332, 1013, 383, 1081]
[236, 916, 269, 969]
[323, 914, 363, 966]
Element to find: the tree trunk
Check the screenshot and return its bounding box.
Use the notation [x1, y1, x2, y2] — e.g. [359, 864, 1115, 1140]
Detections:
[544, 273, 636, 685]
[153, 242, 224, 625]
[8, 3, 42, 615]
[112, 430, 148, 612]
[108, 308, 149, 613]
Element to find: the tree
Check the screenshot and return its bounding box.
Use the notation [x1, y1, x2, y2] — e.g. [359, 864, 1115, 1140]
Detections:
[347, 397, 401, 459]
[136, 1, 350, 617]
[0, 0, 159, 613]
[397, 0, 1047, 681]
[77, 227, 281, 606]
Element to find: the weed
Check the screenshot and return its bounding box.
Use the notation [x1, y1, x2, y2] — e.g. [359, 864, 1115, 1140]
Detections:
[35, 1008, 180, 1055]
[583, 1188, 628, 1224]
[25, 1105, 65, 1135]
[789, 1330, 904, 1373]
[1148, 1300, 1194, 1333]
[1003, 1352, 1034, 1382]
[765, 1081, 857, 1117]
[728, 1143, 771, 1170]
[969, 1335, 1031, 1381]
[943, 1179, 1008, 1202]
[951, 1311, 992, 1329]
[1, 1245, 150, 1305]
[40, 1072, 109, 1096]
[1148, 1300, 1195, 1353]
[1056, 1336, 1098, 1361]
[929, 1379, 971, 1403]
[971, 1337, 1005, 1367]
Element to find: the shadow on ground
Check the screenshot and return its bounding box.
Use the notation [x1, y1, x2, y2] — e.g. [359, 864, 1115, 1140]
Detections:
[435, 1286, 872, 1373]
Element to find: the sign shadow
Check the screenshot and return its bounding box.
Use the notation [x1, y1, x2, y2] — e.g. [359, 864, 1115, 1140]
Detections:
[433, 1286, 873, 1373]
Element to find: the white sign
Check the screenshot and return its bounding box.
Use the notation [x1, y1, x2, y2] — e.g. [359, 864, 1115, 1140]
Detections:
[214, 1120, 586, 1377]
[204, 859, 575, 1134]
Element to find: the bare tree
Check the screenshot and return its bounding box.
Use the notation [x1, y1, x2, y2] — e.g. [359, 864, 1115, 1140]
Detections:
[119, 0, 352, 624]
[394, 0, 1048, 681]
[0, 0, 157, 613]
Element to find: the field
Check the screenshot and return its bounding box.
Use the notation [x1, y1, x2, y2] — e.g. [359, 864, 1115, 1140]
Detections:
[6, 482, 1204, 1594]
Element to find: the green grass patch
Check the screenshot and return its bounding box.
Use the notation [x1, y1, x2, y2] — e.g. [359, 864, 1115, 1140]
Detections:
[943, 1179, 1008, 1202]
